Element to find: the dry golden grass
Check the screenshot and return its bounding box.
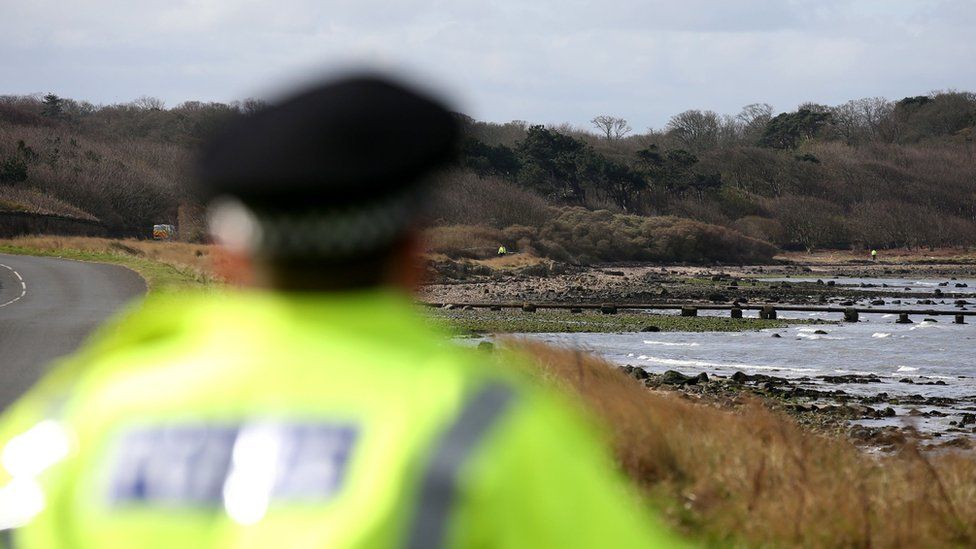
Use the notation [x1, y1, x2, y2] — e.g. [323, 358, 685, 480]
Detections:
[510, 340, 976, 548]
[476, 253, 548, 270]
[0, 235, 214, 271]
[778, 248, 976, 264]
[0, 236, 221, 292]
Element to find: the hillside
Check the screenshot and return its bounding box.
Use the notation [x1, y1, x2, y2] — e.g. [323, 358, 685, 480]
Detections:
[1, 91, 974, 263]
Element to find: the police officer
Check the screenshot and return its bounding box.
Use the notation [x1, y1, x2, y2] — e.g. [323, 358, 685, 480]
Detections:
[0, 75, 680, 547]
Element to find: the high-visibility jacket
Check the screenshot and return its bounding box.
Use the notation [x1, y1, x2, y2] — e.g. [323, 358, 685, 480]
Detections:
[0, 289, 680, 548]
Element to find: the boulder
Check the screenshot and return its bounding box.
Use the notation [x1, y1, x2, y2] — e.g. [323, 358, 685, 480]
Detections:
[661, 370, 707, 386]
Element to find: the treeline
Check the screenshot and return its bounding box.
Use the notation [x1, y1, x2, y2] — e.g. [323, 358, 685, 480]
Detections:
[1, 90, 974, 262]
[455, 91, 976, 251]
[0, 93, 255, 235]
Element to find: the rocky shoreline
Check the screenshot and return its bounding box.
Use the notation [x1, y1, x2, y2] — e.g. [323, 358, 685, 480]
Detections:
[422, 258, 976, 308]
[619, 366, 976, 453]
[430, 257, 976, 453]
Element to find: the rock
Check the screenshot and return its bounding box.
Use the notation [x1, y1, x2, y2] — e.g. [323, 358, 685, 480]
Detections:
[820, 374, 882, 384]
[899, 378, 915, 384]
[641, 325, 661, 332]
[883, 407, 897, 417]
[771, 333, 782, 338]
[477, 341, 495, 353]
[661, 370, 692, 385]
[960, 413, 976, 426]
[871, 299, 885, 306]
[661, 370, 707, 386]
[813, 329, 828, 335]
[621, 365, 649, 381]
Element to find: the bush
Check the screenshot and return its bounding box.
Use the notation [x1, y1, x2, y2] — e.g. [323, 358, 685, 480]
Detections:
[732, 216, 787, 246]
[532, 208, 777, 264]
[429, 171, 553, 228]
[428, 208, 778, 264]
[424, 225, 505, 259]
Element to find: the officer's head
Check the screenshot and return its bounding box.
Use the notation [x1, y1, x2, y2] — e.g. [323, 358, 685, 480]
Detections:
[196, 74, 459, 291]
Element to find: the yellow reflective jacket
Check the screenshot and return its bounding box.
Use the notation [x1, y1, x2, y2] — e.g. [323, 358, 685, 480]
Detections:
[0, 289, 679, 548]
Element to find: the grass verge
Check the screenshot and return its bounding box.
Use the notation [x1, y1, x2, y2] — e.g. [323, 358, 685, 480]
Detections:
[0, 236, 220, 294]
[429, 307, 811, 334]
[509, 340, 976, 547]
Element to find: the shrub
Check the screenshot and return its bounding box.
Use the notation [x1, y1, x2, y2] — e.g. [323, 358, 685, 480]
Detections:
[732, 216, 787, 246]
[533, 207, 777, 264]
[424, 225, 505, 259]
[429, 171, 553, 228]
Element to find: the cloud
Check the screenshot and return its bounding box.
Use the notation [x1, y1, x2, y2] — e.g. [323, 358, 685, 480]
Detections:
[0, 0, 973, 128]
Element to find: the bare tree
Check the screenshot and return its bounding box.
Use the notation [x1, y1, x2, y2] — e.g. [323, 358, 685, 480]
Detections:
[590, 115, 632, 140]
[133, 96, 166, 111]
[666, 110, 721, 151]
[736, 103, 774, 141]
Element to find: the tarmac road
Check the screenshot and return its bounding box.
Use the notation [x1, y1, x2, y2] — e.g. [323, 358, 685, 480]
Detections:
[0, 253, 146, 410]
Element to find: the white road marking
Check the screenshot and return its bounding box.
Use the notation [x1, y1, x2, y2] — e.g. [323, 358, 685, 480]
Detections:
[0, 263, 28, 308]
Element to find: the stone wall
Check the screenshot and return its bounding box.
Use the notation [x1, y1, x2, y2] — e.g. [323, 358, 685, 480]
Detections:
[0, 211, 107, 238]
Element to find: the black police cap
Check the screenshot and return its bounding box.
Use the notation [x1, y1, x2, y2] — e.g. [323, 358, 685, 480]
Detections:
[197, 74, 460, 258]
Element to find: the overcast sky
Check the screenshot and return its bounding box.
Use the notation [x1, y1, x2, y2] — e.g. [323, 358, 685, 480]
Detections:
[1, 0, 974, 130]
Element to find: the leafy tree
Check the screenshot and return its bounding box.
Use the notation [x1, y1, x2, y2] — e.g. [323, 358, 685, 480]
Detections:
[516, 125, 589, 203]
[758, 109, 832, 149]
[635, 145, 700, 196]
[689, 172, 723, 201]
[0, 157, 28, 183]
[41, 93, 64, 119]
[585, 155, 645, 211]
[461, 138, 520, 177]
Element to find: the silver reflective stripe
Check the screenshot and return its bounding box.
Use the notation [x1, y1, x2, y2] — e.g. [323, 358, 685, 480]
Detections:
[406, 382, 517, 549]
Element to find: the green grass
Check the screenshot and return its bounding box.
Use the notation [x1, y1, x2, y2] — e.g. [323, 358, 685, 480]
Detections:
[428, 307, 809, 334]
[0, 244, 218, 295]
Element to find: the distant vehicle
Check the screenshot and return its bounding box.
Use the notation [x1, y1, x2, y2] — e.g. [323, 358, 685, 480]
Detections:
[152, 224, 176, 240]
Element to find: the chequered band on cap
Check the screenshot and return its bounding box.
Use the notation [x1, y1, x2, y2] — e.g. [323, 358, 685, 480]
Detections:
[209, 190, 418, 259]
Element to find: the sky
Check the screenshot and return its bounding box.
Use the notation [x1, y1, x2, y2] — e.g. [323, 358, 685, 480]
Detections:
[1, 0, 974, 130]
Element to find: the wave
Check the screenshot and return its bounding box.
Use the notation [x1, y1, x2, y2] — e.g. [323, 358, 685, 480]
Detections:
[796, 333, 846, 341]
[896, 366, 918, 372]
[642, 340, 700, 347]
[637, 355, 818, 373]
[872, 333, 891, 338]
